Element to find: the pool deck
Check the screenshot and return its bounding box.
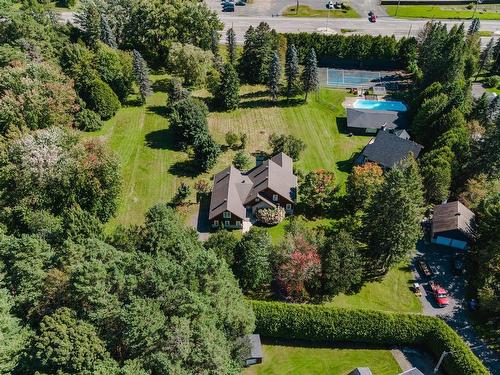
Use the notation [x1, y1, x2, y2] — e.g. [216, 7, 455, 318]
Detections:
[343, 96, 385, 109]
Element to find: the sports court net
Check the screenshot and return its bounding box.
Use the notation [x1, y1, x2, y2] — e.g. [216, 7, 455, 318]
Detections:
[326, 69, 383, 87]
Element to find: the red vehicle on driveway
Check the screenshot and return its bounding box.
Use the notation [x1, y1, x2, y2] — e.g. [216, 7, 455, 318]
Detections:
[368, 11, 377, 22]
[429, 281, 449, 307]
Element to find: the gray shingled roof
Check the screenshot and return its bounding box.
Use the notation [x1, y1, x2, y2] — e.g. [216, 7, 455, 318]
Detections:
[362, 130, 423, 169]
[398, 368, 424, 375]
[248, 334, 263, 359]
[347, 108, 406, 130]
[349, 368, 373, 375]
[208, 153, 297, 220]
[433, 201, 475, 237]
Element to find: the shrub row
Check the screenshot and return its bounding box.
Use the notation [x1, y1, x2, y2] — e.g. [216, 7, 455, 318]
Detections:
[250, 301, 489, 375]
[284, 33, 417, 70]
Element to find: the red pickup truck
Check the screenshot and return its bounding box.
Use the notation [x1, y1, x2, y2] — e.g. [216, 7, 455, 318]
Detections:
[429, 281, 449, 307]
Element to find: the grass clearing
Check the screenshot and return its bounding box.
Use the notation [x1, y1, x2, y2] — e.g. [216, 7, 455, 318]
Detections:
[283, 5, 360, 18]
[243, 341, 400, 375]
[87, 79, 368, 228]
[324, 263, 422, 313]
[386, 5, 500, 20]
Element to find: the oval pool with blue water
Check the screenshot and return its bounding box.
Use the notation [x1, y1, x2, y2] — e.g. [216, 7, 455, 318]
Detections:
[353, 99, 407, 112]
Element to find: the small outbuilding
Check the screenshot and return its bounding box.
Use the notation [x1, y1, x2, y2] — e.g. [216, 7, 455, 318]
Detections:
[244, 334, 263, 367]
[349, 368, 373, 375]
[347, 108, 406, 134]
[431, 201, 475, 250]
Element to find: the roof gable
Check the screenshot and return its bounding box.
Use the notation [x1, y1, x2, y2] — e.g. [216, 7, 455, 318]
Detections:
[347, 108, 407, 130]
[432, 201, 475, 236]
[362, 130, 423, 168]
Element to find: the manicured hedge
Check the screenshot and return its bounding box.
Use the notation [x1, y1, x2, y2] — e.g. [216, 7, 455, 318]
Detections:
[251, 301, 489, 375]
[284, 33, 417, 70]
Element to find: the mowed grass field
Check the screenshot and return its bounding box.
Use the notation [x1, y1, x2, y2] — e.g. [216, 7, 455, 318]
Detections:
[283, 5, 360, 18]
[87, 78, 369, 228]
[243, 341, 401, 375]
[386, 5, 500, 20]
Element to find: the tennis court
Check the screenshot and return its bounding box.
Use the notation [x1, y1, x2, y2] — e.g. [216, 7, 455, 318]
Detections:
[326, 69, 390, 87]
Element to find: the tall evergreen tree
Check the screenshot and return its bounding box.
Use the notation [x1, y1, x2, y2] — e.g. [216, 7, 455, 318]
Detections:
[239, 23, 275, 84]
[285, 43, 299, 100]
[211, 30, 220, 55]
[490, 37, 500, 74]
[100, 14, 116, 48]
[226, 27, 237, 65]
[0, 288, 26, 374]
[468, 18, 480, 36]
[478, 38, 494, 76]
[132, 49, 152, 104]
[75, 1, 101, 47]
[366, 159, 424, 273]
[214, 62, 240, 110]
[268, 51, 281, 101]
[302, 47, 319, 101]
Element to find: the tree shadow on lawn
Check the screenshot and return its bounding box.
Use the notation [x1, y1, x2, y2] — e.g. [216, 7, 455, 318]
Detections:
[168, 159, 202, 178]
[335, 152, 360, 174]
[152, 78, 170, 93]
[240, 89, 269, 99]
[240, 97, 304, 109]
[144, 128, 181, 151]
[261, 337, 399, 351]
[147, 105, 169, 118]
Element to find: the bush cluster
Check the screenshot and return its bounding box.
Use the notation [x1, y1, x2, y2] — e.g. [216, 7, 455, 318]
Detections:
[255, 207, 286, 226]
[251, 301, 489, 375]
[285, 33, 417, 70]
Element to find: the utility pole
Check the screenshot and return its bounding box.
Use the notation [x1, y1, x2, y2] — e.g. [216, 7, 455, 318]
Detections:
[395, 0, 401, 16]
[296, 0, 299, 15]
[472, 0, 479, 19]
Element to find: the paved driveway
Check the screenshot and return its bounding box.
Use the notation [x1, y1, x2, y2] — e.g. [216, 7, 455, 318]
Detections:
[413, 242, 500, 374]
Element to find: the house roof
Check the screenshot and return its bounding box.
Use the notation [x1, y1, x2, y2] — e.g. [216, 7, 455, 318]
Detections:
[398, 368, 424, 375]
[348, 368, 373, 375]
[362, 130, 423, 169]
[208, 153, 297, 220]
[432, 201, 475, 237]
[394, 129, 410, 140]
[347, 108, 406, 130]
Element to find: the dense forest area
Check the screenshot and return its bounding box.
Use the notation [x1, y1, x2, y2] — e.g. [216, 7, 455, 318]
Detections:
[0, 0, 498, 373]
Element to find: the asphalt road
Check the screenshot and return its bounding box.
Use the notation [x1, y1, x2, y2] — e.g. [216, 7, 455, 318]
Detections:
[413, 242, 500, 374]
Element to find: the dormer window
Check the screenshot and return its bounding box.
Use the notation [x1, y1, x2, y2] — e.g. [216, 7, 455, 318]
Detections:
[223, 211, 231, 219]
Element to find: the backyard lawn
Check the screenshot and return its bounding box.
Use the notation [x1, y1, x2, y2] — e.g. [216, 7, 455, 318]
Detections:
[325, 263, 422, 313]
[243, 341, 401, 375]
[87, 79, 368, 228]
[386, 5, 500, 20]
[283, 5, 359, 18]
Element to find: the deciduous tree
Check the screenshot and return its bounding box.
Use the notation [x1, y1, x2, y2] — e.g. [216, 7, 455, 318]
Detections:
[300, 169, 336, 215]
[346, 162, 384, 211]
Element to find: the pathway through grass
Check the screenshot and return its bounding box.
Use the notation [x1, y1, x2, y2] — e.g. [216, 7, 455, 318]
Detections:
[386, 5, 500, 20]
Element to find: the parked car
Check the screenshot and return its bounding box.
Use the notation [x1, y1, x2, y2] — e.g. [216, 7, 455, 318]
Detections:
[453, 253, 465, 275]
[429, 280, 449, 307]
[418, 259, 433, 278]
[235, 0, 246, 5]
[222, 2, 235, 12]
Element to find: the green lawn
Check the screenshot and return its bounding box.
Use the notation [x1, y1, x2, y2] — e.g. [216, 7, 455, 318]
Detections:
[283, 5, 360, 18]
[324, 263, 422, 313]
[87, 80, 368, 228]
[243, 342, 400, 375]
[386, 5, 500, 20]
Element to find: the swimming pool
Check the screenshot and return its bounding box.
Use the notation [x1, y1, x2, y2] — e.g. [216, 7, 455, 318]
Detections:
[353, 99, 407, 112]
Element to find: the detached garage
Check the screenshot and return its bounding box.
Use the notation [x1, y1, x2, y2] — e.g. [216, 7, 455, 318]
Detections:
[431, 201, 475, 250]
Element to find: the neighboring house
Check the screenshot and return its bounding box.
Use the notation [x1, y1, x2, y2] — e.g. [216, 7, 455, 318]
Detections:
[347, 107, 407, 134]
[431, 201, 475, 250]
[358, 130, 423, 169]
[208, 153, 298, 229]
[244, 334, 263, 367]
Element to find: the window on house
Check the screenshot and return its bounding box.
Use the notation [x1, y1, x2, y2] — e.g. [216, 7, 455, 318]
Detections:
[286, 203, 292, 210]
[223, 211, 231, 219]
[213, 220, 219, 226]
[272, 194, 278, 202]
[255, 198, 260, 202]
[225, 220, 230, 227]
[236, 221, 241, 227]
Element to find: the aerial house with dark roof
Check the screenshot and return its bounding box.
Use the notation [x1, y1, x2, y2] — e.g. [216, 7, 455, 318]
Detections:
[208, 153, 298, 229]
[358, 130, 423, 170]
[347, 108, 407, 135]
[431, 201, 475, 250]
